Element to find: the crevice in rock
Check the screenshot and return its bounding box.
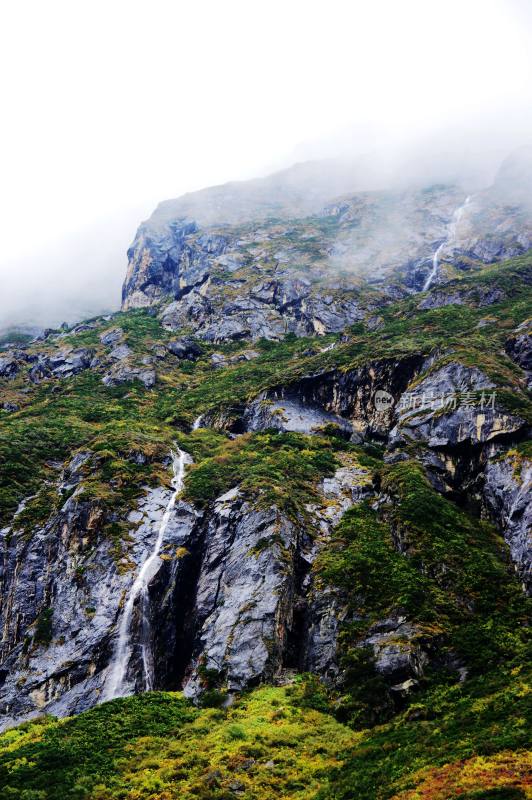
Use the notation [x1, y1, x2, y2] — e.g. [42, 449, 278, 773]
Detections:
[148, 518, 208, 691]
[282, 544, 313, 671]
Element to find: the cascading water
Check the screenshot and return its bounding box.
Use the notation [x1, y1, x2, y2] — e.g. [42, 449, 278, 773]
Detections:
[423, 195, 472, 292]
[192, 414, 203, 430]
[103, 447, 190, 700]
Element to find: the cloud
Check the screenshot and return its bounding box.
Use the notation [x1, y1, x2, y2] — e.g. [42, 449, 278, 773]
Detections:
[0, 0, 531, 329]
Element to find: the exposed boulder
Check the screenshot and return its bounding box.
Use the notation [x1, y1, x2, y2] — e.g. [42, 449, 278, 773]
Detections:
[102, 361, 156, 388]
[26, 348, 94, 383]
[166, 338, 203, 360]
[46, 348, 95, 378]
[108, 343, 132, 361]
[361, 615, 429, 684]
[99, 327, 124, 346]
[0, 352, 20, 379]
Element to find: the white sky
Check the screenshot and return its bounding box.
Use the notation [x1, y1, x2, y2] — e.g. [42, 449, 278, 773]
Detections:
[1, 0, 532, 328]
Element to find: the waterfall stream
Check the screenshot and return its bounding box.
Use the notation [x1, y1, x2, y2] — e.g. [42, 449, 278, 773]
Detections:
[103, 447, 190, 700]
[423, 195, 471, 291]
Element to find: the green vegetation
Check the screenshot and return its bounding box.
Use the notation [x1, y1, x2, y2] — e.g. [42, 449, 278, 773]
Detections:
[0, 687, 356, 800]
[33, 607, 53, 646]
[318, 663, 531, 800]
[0, 671, 529, 800]
[314, 461, 530, 726]
[1, 255, 531, 530]
[177, 428, 338, 516]
[0, 253, 530, 799]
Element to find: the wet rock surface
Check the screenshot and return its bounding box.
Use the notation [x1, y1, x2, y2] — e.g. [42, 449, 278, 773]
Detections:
[0, 455, 198, 728]
[184, 493, 302, 696]
[483, 456, 532, 591]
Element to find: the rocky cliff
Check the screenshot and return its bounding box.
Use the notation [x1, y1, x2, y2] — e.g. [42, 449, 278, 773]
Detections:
[0, 152, 531, 800]
[122, 148, 532, 339]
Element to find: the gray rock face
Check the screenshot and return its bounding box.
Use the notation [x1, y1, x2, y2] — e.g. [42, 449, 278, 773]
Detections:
[395, 403, 524, 451]
[166, 338, 203, 360]
[389, 362, 525, 450]
[122, 220, 228, 310]
[401, 361, 495, 403]
[119, 152, 532, 343]
[1, 334, 529, 728]
[0, 455, 200, 729]
[417, 284, 506, 311]
[102, 361, 156, 388]
[184, 456, 377, 698]
[304, 589, 346, 683]
[183, 491, 303, 696]
[158, 274, 366, 343]
[483, 457, 532, 592]
[99, 327, 124, 346]
[382, 360, 531, 583]
[361, 616, 429, 683]
[231, 357, 530, 600]
[505, 320, 532, 389]
[23, 348, 94, 383]
[243, 396, 353, 437]
[46, 348, 95, 378]
[108, 343, 132, 361]
[260, 355, 424, 440]
[0, 353, 21, 379]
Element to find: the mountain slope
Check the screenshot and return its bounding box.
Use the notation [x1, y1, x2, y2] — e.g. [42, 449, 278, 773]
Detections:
[0, 156, 531, 799]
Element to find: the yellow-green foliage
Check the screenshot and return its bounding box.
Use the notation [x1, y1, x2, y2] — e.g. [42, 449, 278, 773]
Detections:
[318, 663, 531, 800]
[1, 256, 531, 528]
[0, 669, 530, 800]
[0, 687, 356, 800]
[177, 428, 338, 516]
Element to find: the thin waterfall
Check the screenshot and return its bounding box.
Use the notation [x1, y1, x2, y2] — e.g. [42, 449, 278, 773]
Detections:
[423, 195, 471, 292]
[192, 414, 203, 430]
[103, 447, 190, 701]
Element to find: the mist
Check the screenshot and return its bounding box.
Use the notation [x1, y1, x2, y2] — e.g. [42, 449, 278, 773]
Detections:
[1, 0, 532, 332]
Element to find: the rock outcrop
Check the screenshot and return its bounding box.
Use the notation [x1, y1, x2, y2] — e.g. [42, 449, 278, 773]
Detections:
[0, 452, 202, 727]
[120, 151, 532, 343]
[483, 456, 532, 591]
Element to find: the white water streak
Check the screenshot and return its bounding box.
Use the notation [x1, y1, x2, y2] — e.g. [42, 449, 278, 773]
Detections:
[423, 196, 471, 292]
[103, 447, 189, 700]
